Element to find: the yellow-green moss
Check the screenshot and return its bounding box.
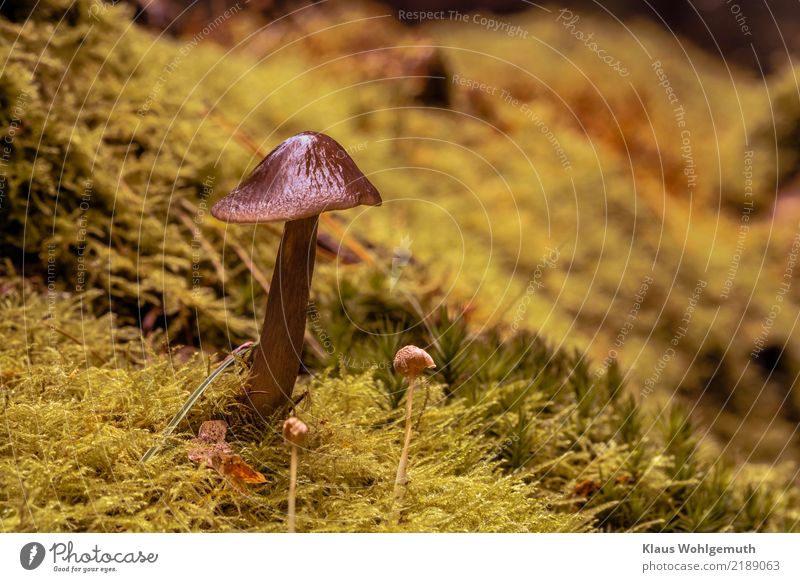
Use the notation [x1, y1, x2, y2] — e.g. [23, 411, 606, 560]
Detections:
[1, 285, 797, 532]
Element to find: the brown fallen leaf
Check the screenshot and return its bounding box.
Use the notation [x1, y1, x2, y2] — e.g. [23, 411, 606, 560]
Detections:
[188, 441, 234, 465]
[187, 421, 266, 488]
[573, 479, 601, 498]
[212, 453, 267, 485]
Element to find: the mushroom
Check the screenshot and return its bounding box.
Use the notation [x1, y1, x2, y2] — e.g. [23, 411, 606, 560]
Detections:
[283, 416, 308, 533]
[211, 132, 382, 416]
[392, 345, 436, 501]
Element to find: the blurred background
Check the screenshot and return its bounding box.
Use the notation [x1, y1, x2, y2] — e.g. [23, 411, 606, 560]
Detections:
[126, 0, 800, 73]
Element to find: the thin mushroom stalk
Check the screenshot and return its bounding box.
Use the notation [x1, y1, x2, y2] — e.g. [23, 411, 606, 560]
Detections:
[392, 345, 436, 502]
[211, 132, 382, 417]
[288, 445, 298, 532]
[283, 417, 308, 533]
[394, 374, 417, 494]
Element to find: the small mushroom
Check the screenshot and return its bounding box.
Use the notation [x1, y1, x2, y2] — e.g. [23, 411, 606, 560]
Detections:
[283, 416, 308, 533]
[392, 345, 435, 501]
[212, 132, 382, 417]
[187, 420, 233, 465]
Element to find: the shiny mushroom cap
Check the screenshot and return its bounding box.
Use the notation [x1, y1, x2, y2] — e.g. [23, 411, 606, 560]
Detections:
[393, 345, 436, 379]
[211, 131, 382, 223]
[283, 417, 308, 447]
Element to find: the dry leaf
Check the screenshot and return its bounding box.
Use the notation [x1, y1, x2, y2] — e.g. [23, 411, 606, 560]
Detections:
[187, 420, 266, 487]
[212, 453, 267, 485]
[573, 479, 601, 498]
[188, 441, 233, 465]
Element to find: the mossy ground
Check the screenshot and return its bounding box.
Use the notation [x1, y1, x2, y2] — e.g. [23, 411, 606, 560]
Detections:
[1, 283, 797, 532]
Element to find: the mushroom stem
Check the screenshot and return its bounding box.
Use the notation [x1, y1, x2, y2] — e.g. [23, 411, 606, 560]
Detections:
[394, 376, 417, 500]
[288, 443, 298, 533]
[246, 215, 319, 416]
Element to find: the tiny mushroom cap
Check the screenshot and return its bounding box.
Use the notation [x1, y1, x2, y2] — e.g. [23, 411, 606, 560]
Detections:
[393, 345, 436, 379]
[211, 131, 382, 224]
[195, 420, 228, 444]
[283, 417, 308, 447]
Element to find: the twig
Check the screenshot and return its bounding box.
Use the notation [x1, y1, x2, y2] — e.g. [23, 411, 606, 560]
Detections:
[319, 214, 376, 266]
[46, 323, 106, 364]
[174, 204, 228, 285]
[227, 238, 274, 297]
[195, 204, 326, 360]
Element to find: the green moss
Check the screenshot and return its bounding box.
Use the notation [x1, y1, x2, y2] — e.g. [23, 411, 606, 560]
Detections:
[1, 284, 796, 532]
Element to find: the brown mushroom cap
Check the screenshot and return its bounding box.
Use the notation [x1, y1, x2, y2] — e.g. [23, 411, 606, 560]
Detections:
[195, 420, 228, 444]
[283, 417, 309, 447]
[211, 131, 382, 223]
[393, 345, 436, 379]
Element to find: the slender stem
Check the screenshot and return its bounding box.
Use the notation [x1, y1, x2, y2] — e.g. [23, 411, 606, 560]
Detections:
[394, 376, 417, 500]
[245, 216, 319, 417]
[288, 445, 298, 533]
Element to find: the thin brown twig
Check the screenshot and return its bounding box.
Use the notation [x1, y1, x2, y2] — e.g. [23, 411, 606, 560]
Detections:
[47, 324, 106, 363]
[319, 214, 376, 266]
[225, 237, 273, 296]
[197, 212, 327, 360]
[174, 204, 228, 285]
[202, 103, 265, 158]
